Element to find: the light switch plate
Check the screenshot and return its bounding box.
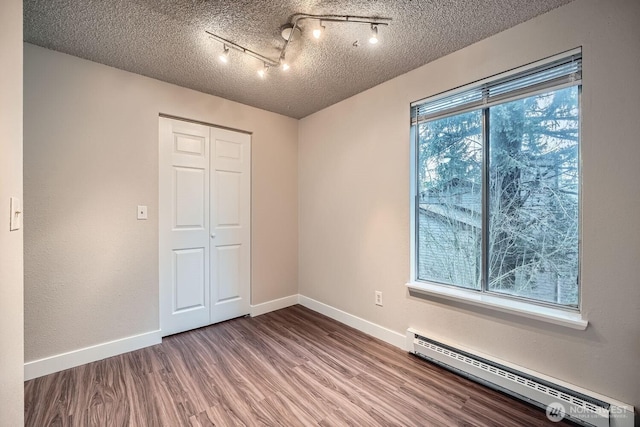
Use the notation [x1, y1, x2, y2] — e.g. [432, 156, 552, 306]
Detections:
[10, 197, 21, 231]
[137, 205, 148, 220]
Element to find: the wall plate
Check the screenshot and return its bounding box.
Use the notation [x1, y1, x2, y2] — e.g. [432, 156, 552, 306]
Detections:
[137, 205, 148, 220]
[10, 197, 21, 231]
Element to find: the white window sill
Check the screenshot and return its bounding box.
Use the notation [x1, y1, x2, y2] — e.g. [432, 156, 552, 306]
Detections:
[406, 281, 588, 330]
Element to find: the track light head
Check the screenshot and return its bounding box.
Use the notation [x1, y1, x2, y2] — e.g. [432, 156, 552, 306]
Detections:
[257, 63, 269, 78]
[280, 53, 290, 71]
[312, 20, 325, 39]
[219, 45, 230, 63]
[369, 24, 379, 44]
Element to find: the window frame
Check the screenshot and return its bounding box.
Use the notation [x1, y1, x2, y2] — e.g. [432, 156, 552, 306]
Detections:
[408, 49, 587, 329]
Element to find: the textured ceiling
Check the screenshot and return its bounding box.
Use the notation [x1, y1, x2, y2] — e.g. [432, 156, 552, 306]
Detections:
[24, 0, 573, 119]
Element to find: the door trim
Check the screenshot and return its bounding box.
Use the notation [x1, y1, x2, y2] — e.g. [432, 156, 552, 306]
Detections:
[159, 113, 253, 135]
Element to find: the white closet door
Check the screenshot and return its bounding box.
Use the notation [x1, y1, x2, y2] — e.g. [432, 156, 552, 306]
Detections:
[159, 118, 211, 336]
[209, 127, 251, 323]
[160, 117, 251, 337]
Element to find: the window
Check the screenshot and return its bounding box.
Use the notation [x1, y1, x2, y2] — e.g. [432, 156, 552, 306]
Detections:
[411, 50, 581, 310]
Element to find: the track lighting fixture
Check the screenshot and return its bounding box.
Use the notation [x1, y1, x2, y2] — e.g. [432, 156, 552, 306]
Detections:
[279, 51, 290, 71]
[257, 63, 269, 78]
[312, 21, 325, 39]
[206, 13, 391, 79]
[369, 24, 379, 44]
[219, 45, 230, 63]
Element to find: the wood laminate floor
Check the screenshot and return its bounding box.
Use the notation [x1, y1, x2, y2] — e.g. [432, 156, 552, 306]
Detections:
[24, 305, 571, 426]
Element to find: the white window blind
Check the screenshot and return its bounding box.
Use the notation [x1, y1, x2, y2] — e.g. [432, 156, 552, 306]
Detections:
[411, 50, 582, 124]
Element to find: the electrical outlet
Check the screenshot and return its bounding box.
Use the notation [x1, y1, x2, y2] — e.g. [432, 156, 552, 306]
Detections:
[375, 291, 383, 306]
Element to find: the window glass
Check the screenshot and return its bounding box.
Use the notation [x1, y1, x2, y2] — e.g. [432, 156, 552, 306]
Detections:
[488, 87, 579, 305]
[417, 111, 482, 289]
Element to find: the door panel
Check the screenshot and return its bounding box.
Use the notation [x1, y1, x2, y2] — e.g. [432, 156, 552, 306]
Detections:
[215, 245, 241, 301]
[175, 133, 205, 156]
[210, 128, 251, 324]
[215, 138, 242, 161]
[216, 171, 241, 226]
[160, 118, 210, 336]
[173, 248, 206, 311]
[174, 167, 206, 229]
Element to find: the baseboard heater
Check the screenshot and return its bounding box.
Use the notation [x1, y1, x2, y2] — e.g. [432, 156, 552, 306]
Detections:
[406, 328, 634, 427]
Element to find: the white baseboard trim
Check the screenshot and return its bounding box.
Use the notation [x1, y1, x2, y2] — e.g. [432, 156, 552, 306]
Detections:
[24, 293, 300, 380]
[250, 294, 299, 317]
[24, 329, 162, 380]
[298, 295, 406, 349]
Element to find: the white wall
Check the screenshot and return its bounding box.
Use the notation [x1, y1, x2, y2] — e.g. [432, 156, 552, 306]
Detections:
[24, 44, 298, 362]
[0, 0, 24, 425]
[299, 0, 640, 408]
